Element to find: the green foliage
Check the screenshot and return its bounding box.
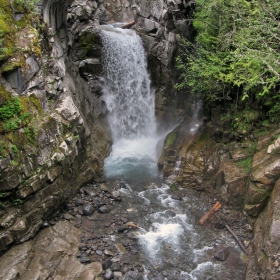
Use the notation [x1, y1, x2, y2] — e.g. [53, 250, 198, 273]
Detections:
[0, 192, 7, 198]
[10, 159, 18, 166]
[176, 0, 280, 123]
[81, 31, 96, 58]
[12, 0, 40, 12]
[0, 97, 31, 132]
[12, 144, 18, 153]
[0, 98, 21, 120]
[236, 157, 253, 174]
[12, 198, 22, 205]
[24, 126, 37, 142]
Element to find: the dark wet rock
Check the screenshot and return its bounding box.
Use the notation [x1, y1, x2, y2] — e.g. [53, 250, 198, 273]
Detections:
[79, 253, 91, 264]
[78, 244, 87, 251]
[110, 262, 121, 271]
[83, 204, 94, 216]
[98, 205, 112, 214]
[119, 183, 127, 188]
[41, 221, 49, 229]
[171, 194, 182, 200]
[130, 247, 138, 255]
[122, 242, 129, 247]
[84, 189, 97, 197]
[121, 218, 128, 224]
[103, 259, 113, 270]
[104, 268, 114, 280]
[214, 247, 231, 261]
[96, 250, 103, 256]
[92, 197, 102, 205]
[118, 225, 130, 233]
[75, 198, 84, 206]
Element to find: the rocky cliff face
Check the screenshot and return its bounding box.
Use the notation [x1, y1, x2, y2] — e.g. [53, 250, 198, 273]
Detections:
[0, 0, 114, 252]
[131, 0, 196, 131]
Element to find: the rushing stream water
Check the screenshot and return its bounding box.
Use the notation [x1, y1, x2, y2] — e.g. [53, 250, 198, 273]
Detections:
[100, 26, 245, 279]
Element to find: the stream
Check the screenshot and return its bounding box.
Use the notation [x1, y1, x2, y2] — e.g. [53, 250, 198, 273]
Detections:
[100, 26, 246, 279]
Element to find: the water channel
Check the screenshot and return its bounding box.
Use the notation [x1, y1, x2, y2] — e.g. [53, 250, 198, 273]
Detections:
[100, 26, 245, 280]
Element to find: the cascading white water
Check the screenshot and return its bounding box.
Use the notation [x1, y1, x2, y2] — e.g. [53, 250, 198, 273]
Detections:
[101, 26, 156, 141]
[101, 26, 160, 182]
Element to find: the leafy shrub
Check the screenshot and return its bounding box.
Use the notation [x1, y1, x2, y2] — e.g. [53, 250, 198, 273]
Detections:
[176, 0, 280, 124]
[0, 98, 21, 120]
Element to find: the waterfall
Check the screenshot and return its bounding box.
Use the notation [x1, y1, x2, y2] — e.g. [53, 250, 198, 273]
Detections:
[101, 27, 156, 141]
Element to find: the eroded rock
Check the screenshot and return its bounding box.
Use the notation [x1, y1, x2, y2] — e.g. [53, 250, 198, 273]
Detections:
[0, 221, 102, 280]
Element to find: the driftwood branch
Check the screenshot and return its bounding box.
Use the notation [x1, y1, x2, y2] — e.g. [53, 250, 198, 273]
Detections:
[199, 202, 222, 225]
[225, 224, 249, 255]
[120, 21, 135, 29]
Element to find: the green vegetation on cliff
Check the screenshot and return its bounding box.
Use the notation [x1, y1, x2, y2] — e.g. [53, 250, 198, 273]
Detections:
[0, 0, 40, 68]
[176, 0, 280, 125]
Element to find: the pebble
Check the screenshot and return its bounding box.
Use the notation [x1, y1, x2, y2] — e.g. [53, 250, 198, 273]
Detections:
[104, 268, 114, 280]
[96, 250, 103, 256]
[79, 253, 91, 264]
[98, 205, 112, 214]
[83, 204, 94, 215]
[110, 262, 121, 271]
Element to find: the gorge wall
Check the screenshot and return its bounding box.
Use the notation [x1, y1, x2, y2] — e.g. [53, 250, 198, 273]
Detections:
[0, 0, 279, 279]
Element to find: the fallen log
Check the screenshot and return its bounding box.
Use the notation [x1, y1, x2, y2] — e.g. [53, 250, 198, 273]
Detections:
[120, 21, 135, 29]
[225, 224, 249, 255]
[199, 202, 222, 225]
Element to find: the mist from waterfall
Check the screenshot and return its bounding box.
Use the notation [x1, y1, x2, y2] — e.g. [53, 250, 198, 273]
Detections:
[101, 26, 156, 141]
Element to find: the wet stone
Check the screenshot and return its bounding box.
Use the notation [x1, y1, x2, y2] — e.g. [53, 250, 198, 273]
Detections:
[84, 189, 97, 197]
[41, 221, 49, 229]
[214, 247, 231, 261]
[80, 253, 91, 264]
[104, 268, 114, 280]
[118, 225, 129, 232]
[96, 250, 103, 255]
[78, 243, 87, 251]
[98, 205, 111, 214]
[110, 262, 121, 271]
[103, 259, 113, 270]
[83, 204, 94, 215]
[75, 198, 84, 206]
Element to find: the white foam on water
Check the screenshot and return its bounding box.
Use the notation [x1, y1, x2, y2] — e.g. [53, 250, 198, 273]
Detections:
[139, 223, 184, 259]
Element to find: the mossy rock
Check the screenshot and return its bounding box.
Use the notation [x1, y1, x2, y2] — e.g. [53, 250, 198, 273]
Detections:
[165, 132, 177, 148]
